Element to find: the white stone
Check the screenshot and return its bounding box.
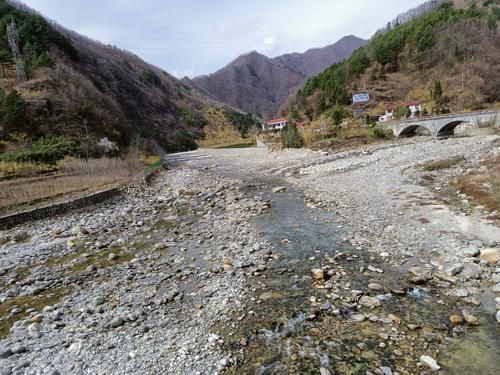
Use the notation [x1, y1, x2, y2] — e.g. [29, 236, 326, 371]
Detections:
[420, 355, 440, 371]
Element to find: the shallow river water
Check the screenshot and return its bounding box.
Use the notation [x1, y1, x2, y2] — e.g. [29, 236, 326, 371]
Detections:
[222, 177, 499, 375]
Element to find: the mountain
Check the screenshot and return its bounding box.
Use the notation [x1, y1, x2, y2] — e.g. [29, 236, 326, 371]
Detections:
[188, 36, 366, 119]
[288, 0, 500, 121]
[0, 0, 228, 159]
[274, 35, 366, 77]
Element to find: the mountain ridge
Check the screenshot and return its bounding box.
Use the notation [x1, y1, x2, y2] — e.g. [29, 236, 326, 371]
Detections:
[188, 35, 366, 118]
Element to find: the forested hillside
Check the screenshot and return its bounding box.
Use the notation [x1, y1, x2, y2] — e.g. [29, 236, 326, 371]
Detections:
[0, 0, 234, 164]
[288, 0, 500, 121]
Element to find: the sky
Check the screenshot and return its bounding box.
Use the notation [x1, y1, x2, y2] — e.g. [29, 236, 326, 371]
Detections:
[22, 0, 424, 78]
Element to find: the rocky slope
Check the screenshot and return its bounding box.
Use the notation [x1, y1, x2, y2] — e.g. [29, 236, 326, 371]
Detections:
[188, 36, 366, 119]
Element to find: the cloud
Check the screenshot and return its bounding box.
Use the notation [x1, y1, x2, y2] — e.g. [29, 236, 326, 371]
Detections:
[264, 36, 275, 45]
[22, 0, 426, 77]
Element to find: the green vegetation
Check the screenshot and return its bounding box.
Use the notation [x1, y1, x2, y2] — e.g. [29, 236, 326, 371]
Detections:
[224, 109, 258, 138]
[180, 107, 207, 128]
[281, 123, 304, 148]
[432, 80, 443, 103]
[139, 70, 161, 87]
[2, 136, 73, 164]
[0, 0, 78, 76]
[0, 88, 27, 134]
[296, 2, 491, 118]
[372, 127, 386, 138]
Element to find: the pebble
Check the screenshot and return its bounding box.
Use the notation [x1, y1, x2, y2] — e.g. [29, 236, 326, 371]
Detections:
[110, 317, 124, 328]
[462, 311, 479, 325]
[449, 314, 464, 325]
[420, 355, 440, 371]
[359, 296, 382, 308]
[368, 283, 384, 291]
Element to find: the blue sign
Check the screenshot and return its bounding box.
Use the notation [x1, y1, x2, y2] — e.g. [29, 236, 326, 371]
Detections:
[352, 92, 370, 104]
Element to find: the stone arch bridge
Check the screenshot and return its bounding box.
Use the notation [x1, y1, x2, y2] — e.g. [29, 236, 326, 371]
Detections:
[382, 110, 499, 138]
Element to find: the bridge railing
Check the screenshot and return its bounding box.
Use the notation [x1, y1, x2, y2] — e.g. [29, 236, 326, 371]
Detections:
[381, 109, 499, 125]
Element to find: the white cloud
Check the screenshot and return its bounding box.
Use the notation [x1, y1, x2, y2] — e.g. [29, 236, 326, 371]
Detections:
[264, 36, 275, 45]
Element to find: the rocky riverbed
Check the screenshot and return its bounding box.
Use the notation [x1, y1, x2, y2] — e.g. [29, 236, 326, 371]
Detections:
[0, 135, 499, 374]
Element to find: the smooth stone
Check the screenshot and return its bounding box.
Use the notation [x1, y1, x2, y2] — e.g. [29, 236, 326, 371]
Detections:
[452, 288, 469, 298]
[351, 314, 366, 322]
[462, 311, 479, 325]
[496, 311, 500, 323]
[107, 253, 118, 261]
[319, 367, 331, 375]
[368, 283, 384, 291]
[111, 317, 124, 328]
[461, 263, 482, 280]
[311, 268, 324, 280]
[463, 246, 480, 257]
[493, 283, 500, 293]
[420, 355, 440, 371]
[379, 367, 393, 375]
[449, 314, 464, 325]
[259, 292, 283, 301]
[359, 296, 381, 308]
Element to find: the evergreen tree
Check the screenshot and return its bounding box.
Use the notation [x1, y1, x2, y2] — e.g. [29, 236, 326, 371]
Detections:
[432, 80, 443, 103]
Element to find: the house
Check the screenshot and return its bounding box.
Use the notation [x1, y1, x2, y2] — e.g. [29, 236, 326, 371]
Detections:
[378, 104, 394, 122]
[265, 117, 288, 131]
[403, 101, 423, 116]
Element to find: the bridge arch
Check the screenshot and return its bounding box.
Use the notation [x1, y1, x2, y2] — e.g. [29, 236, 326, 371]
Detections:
[436, 120, 469, 137]
[398, 124, 433, 137]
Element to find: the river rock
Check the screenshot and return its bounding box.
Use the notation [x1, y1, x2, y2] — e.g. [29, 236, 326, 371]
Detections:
[496, 311, 500, 323]
[359, 296, 381, 308]
[111, 317, 124, 328]
[368, 283, 384, 291]
[420, 355, 440, 371]
[272, 186, 286, 193]
[319, 367, 331, 375]
[350, 314, 366, 322]
[446, 264, 463, 277]
[480, 248, 500, 265]
[311, 268, 324, 280]
[259, 291, 283, 301]
[492, 283, 500, 293]
[449, 314, 464, 325]
[462, 311, 479, 325]
[462, 246, 480, 257]
[461, 263, 482, 280]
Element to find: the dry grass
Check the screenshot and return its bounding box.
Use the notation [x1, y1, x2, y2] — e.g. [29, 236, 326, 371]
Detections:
[422, 156, 465, 171]
[458, 156, 500, 214]
[0, 156, 143, 214]
[0, 160, 55, 179]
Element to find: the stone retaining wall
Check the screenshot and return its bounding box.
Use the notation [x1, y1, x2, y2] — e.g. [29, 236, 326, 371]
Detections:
[0, 188, 122, 230]
[0, 159, 169, 230]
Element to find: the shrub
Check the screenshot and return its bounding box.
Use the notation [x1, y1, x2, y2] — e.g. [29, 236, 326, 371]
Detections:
[2, 136, 73, 164]
[372, 127, 386, 138]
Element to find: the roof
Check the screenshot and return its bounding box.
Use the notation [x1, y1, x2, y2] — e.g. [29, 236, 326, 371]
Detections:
[403, 101, 421, 107]
[266, 117, 288, 125]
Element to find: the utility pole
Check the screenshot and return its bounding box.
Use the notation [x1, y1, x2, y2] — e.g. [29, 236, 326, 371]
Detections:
[6, 19, 27, 84]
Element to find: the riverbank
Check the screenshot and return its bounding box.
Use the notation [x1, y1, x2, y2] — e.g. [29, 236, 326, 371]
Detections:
[0, 135, 498, 374]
